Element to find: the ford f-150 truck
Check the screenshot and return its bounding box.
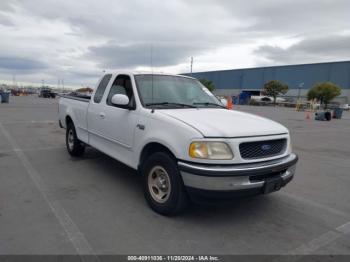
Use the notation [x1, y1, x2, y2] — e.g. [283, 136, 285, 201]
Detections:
[58, 72, 298, 215]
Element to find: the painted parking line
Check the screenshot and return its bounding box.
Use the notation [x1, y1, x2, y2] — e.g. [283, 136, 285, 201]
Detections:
[273, 192, 350, 260]
[271, 222, 350, 262]
[0, 146, 65, 155]
[0, 122, 99, 261]
[287, 221, 350, 255]
[1, 120, 57, 125]
[280, 191, 350, 219]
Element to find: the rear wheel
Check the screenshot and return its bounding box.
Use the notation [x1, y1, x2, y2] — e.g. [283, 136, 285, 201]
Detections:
[66, 122, 85, 157]
[142, 152, 188, 215]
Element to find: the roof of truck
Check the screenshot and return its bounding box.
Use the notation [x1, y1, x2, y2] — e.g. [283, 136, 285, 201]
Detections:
[103, 71, 196, 79]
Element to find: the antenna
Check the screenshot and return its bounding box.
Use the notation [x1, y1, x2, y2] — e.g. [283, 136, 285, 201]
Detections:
[150, 44, 154, 104]
[190, 57, 193, 76]
[150, 45, 153, 73]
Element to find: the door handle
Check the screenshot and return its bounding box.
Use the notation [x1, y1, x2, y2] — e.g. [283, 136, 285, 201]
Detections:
[99, 112, 106, 119]
[137, 124, 145, 130]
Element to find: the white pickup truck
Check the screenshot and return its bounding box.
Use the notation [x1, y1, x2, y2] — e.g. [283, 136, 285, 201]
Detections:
[59, 72, 298, 215]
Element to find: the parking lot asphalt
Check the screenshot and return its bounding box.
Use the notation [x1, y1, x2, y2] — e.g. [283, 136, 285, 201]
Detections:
[1, 96, 350, 255]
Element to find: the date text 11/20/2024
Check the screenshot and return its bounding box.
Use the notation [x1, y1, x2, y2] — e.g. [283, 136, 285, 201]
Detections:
[127, 255, 220, 261]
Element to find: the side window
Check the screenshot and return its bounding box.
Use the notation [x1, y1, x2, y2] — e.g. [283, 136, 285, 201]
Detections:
[93, 74, 112, 103]
[106, 75, 135, 108]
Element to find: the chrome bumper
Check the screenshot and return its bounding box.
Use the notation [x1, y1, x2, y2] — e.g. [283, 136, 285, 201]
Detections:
[178, 153, 298, 191]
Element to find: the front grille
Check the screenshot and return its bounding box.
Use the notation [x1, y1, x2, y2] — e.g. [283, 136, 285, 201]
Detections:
[239, 139, 287, 159]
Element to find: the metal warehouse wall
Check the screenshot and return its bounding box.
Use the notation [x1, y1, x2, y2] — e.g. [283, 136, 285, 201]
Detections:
[184, 61, 350, 91]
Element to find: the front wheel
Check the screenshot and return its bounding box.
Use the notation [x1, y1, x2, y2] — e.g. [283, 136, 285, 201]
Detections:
[66, 122, 85, 157]
[142, 152, 188, 215]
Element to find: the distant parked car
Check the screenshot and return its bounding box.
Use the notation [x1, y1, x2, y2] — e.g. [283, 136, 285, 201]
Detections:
[39, 88, 56, 98]
[251, 96, 286, 103]
[339, 104, 349, 111]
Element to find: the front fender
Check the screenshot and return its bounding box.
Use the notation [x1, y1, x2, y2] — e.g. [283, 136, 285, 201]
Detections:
[133, 112, 203, 168]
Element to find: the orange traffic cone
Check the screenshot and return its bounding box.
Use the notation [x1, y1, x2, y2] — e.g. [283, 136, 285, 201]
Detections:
[227, 97, 233, 110]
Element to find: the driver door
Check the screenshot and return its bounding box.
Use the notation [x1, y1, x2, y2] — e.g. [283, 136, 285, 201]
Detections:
[89, 74, 138, 166]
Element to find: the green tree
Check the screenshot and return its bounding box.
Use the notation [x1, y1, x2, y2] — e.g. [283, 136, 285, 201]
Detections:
[263, 80, 289, 105]
[307, 82, 341, 109]
[199, 79, 215, 92]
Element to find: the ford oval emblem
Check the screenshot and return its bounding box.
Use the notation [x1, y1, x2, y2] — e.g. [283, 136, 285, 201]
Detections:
[261, 144, 271, 151]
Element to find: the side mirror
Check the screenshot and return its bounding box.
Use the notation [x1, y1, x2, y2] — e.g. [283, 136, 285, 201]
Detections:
[220, 98, 228, 107]
[111, 94, 129, 106]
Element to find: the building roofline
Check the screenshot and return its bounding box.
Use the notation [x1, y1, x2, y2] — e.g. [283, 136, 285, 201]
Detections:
[187, 60, 350, 75]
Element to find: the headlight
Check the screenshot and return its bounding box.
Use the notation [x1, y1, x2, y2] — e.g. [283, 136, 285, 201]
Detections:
[189, 141, 234, 160]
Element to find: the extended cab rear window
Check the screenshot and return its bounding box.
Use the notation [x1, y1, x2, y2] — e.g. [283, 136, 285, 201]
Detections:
[94, 74, 112, 103]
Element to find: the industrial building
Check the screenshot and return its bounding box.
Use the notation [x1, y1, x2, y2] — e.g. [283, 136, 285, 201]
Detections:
[185, 61, 350, 103]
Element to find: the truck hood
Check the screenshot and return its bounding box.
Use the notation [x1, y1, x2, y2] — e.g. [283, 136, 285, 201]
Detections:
[159, 108, 288, 137]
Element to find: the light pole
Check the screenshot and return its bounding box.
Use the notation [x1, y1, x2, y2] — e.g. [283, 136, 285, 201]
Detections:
[298, 82, 304, 100]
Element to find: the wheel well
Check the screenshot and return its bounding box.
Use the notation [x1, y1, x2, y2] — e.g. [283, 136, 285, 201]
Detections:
[65, 115, 73, 126]
[139, 143, 176, 169]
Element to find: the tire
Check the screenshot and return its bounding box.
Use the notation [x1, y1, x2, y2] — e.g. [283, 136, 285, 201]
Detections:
[66, 122, 85, 157]
[142, 152, 188, 216]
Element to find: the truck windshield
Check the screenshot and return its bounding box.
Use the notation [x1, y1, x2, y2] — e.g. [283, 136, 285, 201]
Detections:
[134, 75, 224, 109]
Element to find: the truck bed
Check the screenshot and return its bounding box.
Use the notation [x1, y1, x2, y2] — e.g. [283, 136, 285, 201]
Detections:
[58, 93, 90, 144]
[59, 92, 91, 102]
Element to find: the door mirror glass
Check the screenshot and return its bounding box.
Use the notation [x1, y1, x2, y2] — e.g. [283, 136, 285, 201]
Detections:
[111, 94, 129, 106]
[220, 98, 228, 107]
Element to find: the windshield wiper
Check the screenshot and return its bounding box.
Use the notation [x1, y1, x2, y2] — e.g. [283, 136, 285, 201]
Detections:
[193, 102, 226, 108]
[146, 102, 197, 108]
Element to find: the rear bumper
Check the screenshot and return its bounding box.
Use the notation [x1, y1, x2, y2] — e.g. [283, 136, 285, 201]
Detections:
[178, 153, 298, 198]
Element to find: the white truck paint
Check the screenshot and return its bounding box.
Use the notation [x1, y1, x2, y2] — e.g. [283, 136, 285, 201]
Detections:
[59, 72, 298, 215]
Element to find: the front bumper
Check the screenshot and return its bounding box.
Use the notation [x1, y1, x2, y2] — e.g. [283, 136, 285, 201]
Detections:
[178, 153, 298, 198]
